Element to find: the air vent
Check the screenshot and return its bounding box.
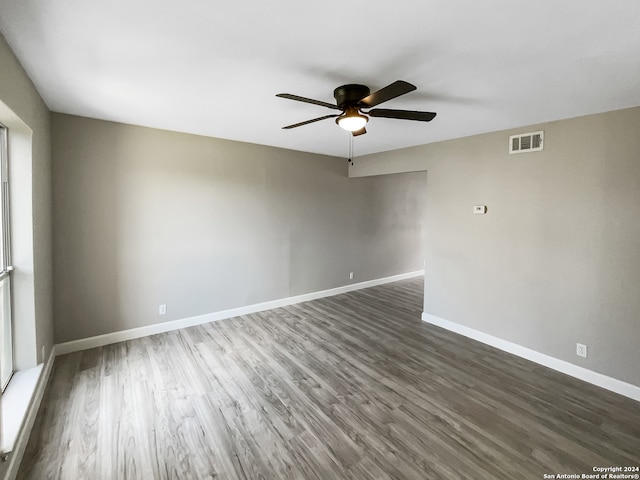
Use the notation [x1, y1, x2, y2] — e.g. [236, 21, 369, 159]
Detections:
[509, 131, 543, 154]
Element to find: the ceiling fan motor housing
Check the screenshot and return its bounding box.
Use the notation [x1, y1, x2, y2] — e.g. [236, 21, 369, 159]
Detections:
[333, 84, 370, 109]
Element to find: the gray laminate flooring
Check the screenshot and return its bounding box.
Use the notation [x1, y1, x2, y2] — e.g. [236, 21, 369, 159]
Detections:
[18, 278, 640, 479]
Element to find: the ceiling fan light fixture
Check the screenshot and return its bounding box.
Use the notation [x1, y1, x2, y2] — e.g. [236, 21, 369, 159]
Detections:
[336, 108, 368, 132]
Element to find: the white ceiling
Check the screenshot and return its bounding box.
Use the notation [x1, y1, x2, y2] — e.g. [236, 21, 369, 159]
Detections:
[1, 0, 639, 158]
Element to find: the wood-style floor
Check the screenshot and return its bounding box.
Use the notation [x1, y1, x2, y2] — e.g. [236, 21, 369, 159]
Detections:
[19, 278, 640, 479]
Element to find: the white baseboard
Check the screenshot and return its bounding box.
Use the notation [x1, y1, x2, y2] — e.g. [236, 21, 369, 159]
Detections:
[3, 347, 56, 480]
[55, 270, 424, 356]
[422, 313, 640, 402]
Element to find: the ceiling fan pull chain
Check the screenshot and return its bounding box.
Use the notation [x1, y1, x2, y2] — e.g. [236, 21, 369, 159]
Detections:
[348, 134, 354, 166]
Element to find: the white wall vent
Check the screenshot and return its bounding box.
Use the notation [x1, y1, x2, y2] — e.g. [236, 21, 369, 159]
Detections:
[509, 131, 544, 154]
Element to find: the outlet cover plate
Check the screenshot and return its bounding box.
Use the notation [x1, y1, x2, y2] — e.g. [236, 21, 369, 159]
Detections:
[576, 343, 587, 358]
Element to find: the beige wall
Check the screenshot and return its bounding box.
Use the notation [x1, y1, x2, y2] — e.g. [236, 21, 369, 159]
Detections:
[52, 113, 427, 343]
[350, 106, 640, 387]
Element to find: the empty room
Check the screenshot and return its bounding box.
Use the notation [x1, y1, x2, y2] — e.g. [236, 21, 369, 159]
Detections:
[0, 1, 639, 479]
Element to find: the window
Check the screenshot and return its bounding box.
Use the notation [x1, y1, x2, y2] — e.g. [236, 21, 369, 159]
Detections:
[0, 124, 12, 391]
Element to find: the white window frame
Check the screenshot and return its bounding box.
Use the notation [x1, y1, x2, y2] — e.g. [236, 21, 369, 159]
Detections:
[0, 123, 13, 392]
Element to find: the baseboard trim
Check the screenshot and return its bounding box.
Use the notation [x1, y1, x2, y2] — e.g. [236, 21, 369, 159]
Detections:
[55, 270, 424, 356]
[4, 347, 56, 480]
[422, 313, 640, 402]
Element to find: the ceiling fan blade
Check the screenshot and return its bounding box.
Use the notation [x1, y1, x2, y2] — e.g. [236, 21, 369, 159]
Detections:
[368, 109, 437, 122]
[276, 93, 340, 110]
[352, 127, 367, 137]
[359, 80, 416, 107]
[282, 114, 339, 129]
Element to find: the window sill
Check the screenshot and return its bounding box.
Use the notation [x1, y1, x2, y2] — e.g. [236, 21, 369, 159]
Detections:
[1, 364, 42, 453]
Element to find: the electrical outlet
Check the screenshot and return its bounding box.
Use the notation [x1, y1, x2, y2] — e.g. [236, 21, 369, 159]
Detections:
[159, 304, 167, 315]
[576, 343, 587, 358]
[349, 272, 354, 280]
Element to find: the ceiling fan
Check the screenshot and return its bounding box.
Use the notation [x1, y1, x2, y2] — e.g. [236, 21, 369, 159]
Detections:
[276, 80, 436, 136]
